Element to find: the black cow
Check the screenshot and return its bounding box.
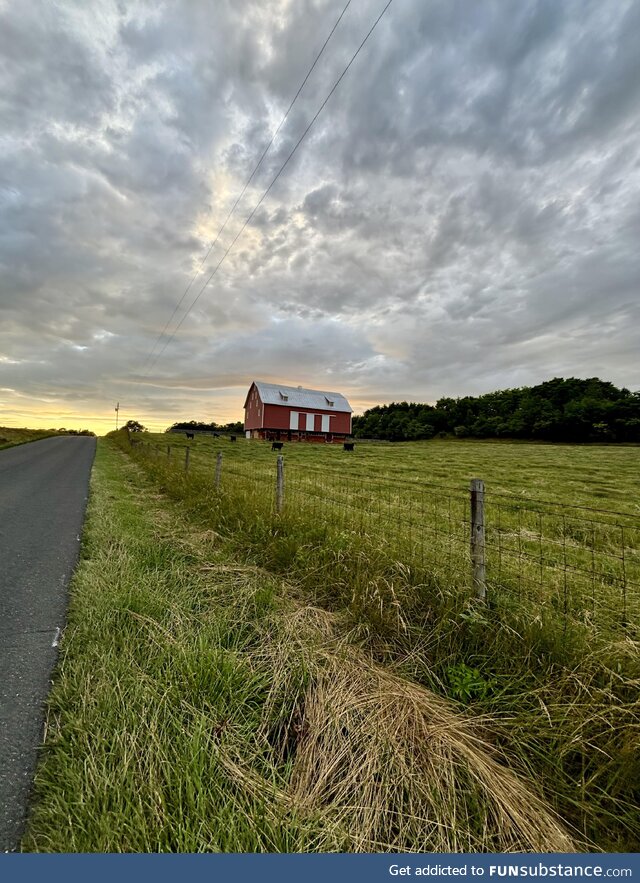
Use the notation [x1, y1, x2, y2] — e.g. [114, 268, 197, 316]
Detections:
[230, 435, 237, 442]
[343, 442, 355, 451]
[185, 431, 194, 440]
[271, 441, 283, 451]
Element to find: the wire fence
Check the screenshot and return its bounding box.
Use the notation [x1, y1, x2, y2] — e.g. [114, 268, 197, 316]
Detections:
[133, 437, 640, 639]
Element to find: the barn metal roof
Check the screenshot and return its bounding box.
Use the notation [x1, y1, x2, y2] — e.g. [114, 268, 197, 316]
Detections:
[248, 381, 352, 413]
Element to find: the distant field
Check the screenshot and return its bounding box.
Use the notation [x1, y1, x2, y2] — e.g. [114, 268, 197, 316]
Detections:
[155, 434, 640, 512]
[133, 433, 640, 644]
[0, 426, 61, 449]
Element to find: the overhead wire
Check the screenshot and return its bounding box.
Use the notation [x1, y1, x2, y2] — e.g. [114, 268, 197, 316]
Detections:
[139, 0, 354, 374]
[143, 0, 394, 376]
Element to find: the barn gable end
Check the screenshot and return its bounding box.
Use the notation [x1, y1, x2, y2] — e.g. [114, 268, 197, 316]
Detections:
[244, 380, 352, 442]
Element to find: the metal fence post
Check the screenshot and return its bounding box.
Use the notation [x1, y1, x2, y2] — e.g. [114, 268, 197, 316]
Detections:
[184, 446, 190, 473]
[276, 454, 285, 514]
[470, 478, 487, 601]
[215, 452, 223, 489]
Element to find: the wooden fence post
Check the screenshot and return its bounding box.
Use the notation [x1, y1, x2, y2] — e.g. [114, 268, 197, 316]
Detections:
[215, 452, 223, 489]
[276, 454, 285, 514]
[470, 478, 487, 601]
[167, 445, 171, 458]
[184, 447, 190, 473]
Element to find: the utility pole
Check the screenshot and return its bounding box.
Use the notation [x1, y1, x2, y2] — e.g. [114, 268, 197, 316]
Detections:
[115, 402, 120, 431]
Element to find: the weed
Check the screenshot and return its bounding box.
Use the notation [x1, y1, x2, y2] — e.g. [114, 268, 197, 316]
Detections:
[446, 663, 498, 704]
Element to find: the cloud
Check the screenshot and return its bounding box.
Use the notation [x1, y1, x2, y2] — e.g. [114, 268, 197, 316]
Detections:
[1, 0, 639, 432]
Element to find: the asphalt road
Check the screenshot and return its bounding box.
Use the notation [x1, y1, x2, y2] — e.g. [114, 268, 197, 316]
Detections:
[0, 435, 96, 851]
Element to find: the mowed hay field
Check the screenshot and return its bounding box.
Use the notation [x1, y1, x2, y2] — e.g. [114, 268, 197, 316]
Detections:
[25, 435, 640, 852]
[152, 434, 640, 510]
[139, 433, 640, 645]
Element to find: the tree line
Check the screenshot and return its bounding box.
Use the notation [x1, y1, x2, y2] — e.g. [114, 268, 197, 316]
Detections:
[165, 419, 244, 434]
[351, 377, 640, 443]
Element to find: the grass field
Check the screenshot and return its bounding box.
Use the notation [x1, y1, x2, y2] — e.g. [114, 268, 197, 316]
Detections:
[0, 426, 63, 449]
[131, 433, 640, 646]
[155, 434, 640, 510]
[25, 434, 640, 852]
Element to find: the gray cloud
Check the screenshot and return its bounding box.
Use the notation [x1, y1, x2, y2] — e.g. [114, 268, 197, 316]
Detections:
[1, 0, 639, 431]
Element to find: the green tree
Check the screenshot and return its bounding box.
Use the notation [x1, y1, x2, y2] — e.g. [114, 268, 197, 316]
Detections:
[352, 377, 640, 443]
[125, 419, 146, 432]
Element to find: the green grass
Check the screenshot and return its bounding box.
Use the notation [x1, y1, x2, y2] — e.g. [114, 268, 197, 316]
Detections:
[100, 431, 640, 850]
[129, 433, 640, 648]
[157, 433, 640, 510]
[24, 440, 588, 853]
[0, 426, 64, 449]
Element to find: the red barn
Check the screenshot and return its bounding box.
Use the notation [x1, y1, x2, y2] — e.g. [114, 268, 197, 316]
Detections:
[244, 381, 352, 443]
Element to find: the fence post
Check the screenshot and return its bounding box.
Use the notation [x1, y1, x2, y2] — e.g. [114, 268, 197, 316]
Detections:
[470, 478, 487, 601]
[184, 446, 190, 473]
[276, 454, 285, 514]
[167, 445, 171, 458]
[215, 452, 223, 489]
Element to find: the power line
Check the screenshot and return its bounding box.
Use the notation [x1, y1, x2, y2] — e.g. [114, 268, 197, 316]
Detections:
[144, 0, 394, 376]
[140, 0, 354, 374]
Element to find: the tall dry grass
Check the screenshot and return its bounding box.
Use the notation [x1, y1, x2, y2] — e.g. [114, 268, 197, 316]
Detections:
[92, 434, 640, 849]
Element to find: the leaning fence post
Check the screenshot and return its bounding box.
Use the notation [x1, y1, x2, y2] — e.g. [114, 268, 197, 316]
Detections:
[276, 454, 285, 514]
[470, 478, 487, 601]
[214, 452, 223, 489]
[184, 446, 190, 473]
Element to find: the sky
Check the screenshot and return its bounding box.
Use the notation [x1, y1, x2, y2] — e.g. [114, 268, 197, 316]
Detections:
[1, 0, 639, 434]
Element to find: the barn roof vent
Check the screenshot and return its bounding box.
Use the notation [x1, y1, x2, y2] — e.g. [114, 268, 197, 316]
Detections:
[279, 390, 289, 401]
[325, 396, 335, 406]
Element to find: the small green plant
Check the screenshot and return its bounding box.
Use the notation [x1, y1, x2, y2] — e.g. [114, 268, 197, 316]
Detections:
[446, 662, 496, 703]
